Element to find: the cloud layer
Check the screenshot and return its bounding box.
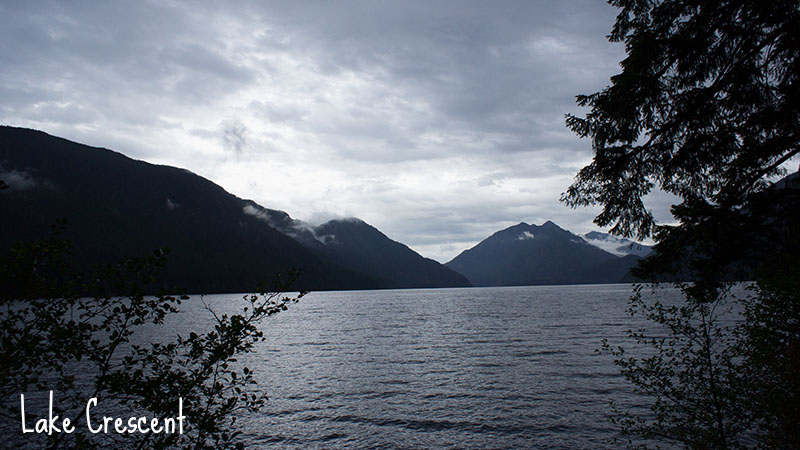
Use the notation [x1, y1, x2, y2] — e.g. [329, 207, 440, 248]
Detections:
[1, 1, 656, 262]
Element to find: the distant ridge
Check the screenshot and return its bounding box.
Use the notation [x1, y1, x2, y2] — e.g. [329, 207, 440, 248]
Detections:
[0, 126, 468, 292]
[446, 221, 643, 286]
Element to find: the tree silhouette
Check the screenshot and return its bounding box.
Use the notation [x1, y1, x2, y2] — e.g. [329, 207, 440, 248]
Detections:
[0, 221, 305, 449]
[564, 0, 800, 447]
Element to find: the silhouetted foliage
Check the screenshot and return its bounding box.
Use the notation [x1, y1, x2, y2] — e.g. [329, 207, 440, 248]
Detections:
[564, 0, 799, 240]
[601, 286, 752, 449]
[0, 222, 306, 449]
[565, 0, 800, 448]
[738, 270, 800, 447]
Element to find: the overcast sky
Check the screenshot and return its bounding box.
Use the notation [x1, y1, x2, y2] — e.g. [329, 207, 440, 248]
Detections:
[1, 1, 674, 262]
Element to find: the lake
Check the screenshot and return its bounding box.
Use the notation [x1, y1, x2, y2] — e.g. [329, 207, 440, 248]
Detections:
[187, 283, 675, 449]
[4, 283, 683, 448]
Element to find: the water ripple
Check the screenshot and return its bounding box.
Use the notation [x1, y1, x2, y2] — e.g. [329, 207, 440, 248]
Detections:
[185, 285, 682, 448]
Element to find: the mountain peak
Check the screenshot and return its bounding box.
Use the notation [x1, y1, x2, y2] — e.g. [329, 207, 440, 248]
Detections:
[584, 231, 608, 240]
[333, 217, 366, 225]
[447, 219, 643, 286]
[533, 220, 571, 237]
[311, 215, 470, 288]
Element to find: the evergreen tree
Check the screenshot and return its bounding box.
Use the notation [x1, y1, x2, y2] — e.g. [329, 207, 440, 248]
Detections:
[564, 0, 800, 448]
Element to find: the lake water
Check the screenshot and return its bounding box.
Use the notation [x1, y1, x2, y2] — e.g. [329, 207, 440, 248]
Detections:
[189, 283, 675, 449]
[4, 284, 684, 449]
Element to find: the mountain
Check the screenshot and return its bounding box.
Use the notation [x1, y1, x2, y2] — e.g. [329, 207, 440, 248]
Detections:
[311, 218, 469, 288]
[232, 203, 471, 288]
[583, 231, 653, 257]
[0, 126, 467, 292]
[446, 221, 643, 286]
[231, 203, 470, 289]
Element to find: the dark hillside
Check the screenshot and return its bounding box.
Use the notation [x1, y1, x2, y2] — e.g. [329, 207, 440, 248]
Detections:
[0, 126, 381, 292]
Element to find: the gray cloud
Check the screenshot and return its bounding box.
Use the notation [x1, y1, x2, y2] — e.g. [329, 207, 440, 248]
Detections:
[220, 119, 248, 158]
[0, 167, 46, 191]
[0, 1, 645, 262]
